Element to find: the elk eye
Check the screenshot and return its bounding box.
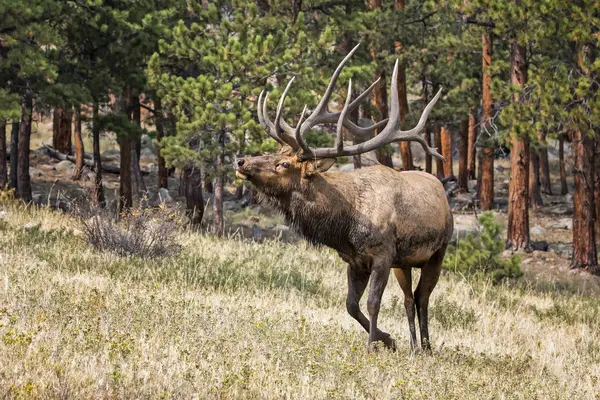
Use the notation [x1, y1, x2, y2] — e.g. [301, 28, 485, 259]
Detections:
[279, 162, 290, 169]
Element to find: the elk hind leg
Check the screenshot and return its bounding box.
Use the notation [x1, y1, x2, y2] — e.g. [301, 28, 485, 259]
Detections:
[367, 262, 396, 351]
[392, 267, 418, 353]
[415, 247, 445, 351]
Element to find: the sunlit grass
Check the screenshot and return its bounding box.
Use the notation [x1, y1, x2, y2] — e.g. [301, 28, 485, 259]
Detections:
[1, 201, 599, 399]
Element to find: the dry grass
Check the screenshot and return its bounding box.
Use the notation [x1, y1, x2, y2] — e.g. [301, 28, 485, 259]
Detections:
[1, 201, 599, 399]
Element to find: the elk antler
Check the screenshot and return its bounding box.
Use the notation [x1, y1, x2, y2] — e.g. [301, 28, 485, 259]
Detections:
[257, 44, 444, 161]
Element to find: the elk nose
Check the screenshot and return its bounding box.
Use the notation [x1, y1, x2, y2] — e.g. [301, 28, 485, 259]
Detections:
[236, 158, 245, 168]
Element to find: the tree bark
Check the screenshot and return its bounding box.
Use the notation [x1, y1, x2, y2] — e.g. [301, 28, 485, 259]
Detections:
[538, 131, 552, 194]
[9, 121, 19, 191]
[458, 119, 469, 191]
[434, 125, 443, 178]
[595, 138, 600, 236]
[559, 134, 568, 195]
[423, 79, 432, 174]
[396, 0, 413, 170]
[130, 93, 145, 200]
[467, 111, 477, 179]
[155, 98, 169, 189]
[0, 120, 6, 188]
[480, 29, 495, 211]
[213, 130, 226, 236]
[369, 0, 393, 168]
[16, 97, 33, 202]
[92, 102, 105, 207]
[72, 106, 85, 180]
[571, 129, 597, 270]
[506, 41, 530, 251]
[441, 127, 453, 178]
[184, 166, 204, 225]
[529, 147, 543, 208]
[118, 92, 133, 211]
[52, 108, 72, 154]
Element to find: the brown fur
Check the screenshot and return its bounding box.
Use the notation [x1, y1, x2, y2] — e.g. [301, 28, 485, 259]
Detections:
[236, 149, 453, 352]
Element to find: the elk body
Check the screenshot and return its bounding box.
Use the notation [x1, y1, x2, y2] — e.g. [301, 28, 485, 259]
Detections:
[236, 45, 453, 352]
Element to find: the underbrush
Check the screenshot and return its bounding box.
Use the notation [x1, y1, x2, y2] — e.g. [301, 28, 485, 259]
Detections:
[444, 212, 523, 283]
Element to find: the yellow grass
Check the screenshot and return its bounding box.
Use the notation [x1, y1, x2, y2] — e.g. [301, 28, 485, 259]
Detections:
[1, 201, 599, 399]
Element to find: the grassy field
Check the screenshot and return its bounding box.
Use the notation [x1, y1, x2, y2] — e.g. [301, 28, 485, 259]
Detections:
[1, 201, 599, 399]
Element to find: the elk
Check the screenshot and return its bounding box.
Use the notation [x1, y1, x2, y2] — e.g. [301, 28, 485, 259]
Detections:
[235, 44, 453, 352]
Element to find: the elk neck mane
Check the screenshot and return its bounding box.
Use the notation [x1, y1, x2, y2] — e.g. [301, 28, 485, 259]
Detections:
[256, 173, 368, 255]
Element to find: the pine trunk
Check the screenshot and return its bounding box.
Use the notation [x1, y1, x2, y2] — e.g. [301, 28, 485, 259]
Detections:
[441, 127, 453, 178]
[458, 119, 469, 191]
[0, 120, 6, 188]
[529, 147, 543, 208]
[595, 138, 600, 236]
[52, 108, 72, 154]
[423, 79, 432, 174]
[9, 122, 19, 190]
[184, 166, 203, 225]
[119, 137, 133, 211]
[480, 29, 495, 211]
[396, 0, 412, 170]
[92, 102, 105, 207]
[571, 129, 597, 270]
[559, 134, 568, 195]
[17, 97, 33, 202]
[506, 41, 530, 251]
[434, 125, 443, 178]
[369, 0, 393, 168]
[539, 132, 552, 194]
[155, 98, 169, 189]
[467, 111, 477, 180]
[213, 172, 224, 236]
[130, 94, 145, 199]
[72, 106, 85, 180]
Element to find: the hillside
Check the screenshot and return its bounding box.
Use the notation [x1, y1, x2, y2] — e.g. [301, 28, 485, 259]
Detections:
[1, 201, 599, 399]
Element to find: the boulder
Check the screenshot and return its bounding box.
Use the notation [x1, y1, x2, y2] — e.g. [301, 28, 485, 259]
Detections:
[548, 218, 573, 230]
[223, 200, 241, 212]
[531, 226, 545, 235]
[56, 160, 74, 172]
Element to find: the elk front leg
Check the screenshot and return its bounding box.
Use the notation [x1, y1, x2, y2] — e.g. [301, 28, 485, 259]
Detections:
[367, 263, 396, 351]
[346, 265, 371, 333]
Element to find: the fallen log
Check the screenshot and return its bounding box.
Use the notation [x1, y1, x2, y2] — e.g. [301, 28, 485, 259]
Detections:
[43, 144, 150, 176]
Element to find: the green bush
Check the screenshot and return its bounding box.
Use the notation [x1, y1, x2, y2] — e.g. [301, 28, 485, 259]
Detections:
[444, 212, 523, 283]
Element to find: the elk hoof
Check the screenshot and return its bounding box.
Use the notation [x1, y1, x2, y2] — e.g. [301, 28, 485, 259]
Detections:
[368, 333, 397, 352]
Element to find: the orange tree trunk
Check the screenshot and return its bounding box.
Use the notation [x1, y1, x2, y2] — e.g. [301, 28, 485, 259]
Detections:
[16, 97, 33, 202]
[92, 102, 105, 207]
[539, 132, 552, 194]
[441, 127, 453, 178]
[506, 41, 530, 251]
[559, 134, 568, 195]
[52, 108, 73, 154]
[571, 129, 597, 270]
[423, 79, 432, 173]
[480, 29, 495, 211]
[529, 147, 543, 208]
[72, 106, 85, 180]
[0, 120, 6, 188]
[434, 125, 444, 178]
[9, 121, 19, 190]
[458, 119, 469, 191]
[595, 138, 600, 236]
[396, 0, 412, 170]
[467, 111, 477, 179]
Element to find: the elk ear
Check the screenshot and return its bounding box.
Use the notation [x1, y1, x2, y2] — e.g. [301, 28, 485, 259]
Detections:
[304, 158, 336, 177]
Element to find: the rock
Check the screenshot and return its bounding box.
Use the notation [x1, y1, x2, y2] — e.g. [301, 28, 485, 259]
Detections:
[252, 224, 263, 242]
[547, 204, 573, 216]
[140, 147, 157, 160]
[30, 168, 44, 177]
[149, 188, 173, 206]
[23, 222, 40, 230]
[273, 224, 289, 232]
[548, 218, 573, 230]
[141, 134, 155, 150]
[32, 193, 42, 203]
[548, 243, 572, 255]
[102, 149, 120, 162]
[0, 211, 8, 218]
[223, 200, 241, 212]
[531, 240, 549, 252]
[55, 160, 74, 172]
[531, 226, 545, 235]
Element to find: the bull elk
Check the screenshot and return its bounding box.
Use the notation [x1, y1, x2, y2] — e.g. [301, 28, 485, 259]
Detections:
[235, 44, 453, 352]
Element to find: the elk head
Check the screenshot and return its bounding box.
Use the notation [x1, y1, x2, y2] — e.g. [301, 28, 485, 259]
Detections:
[236, 43, 444, 187]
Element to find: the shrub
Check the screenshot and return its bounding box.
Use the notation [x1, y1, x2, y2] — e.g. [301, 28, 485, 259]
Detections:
[80, 204, 183, 258]
[444, 212, 523, 283]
